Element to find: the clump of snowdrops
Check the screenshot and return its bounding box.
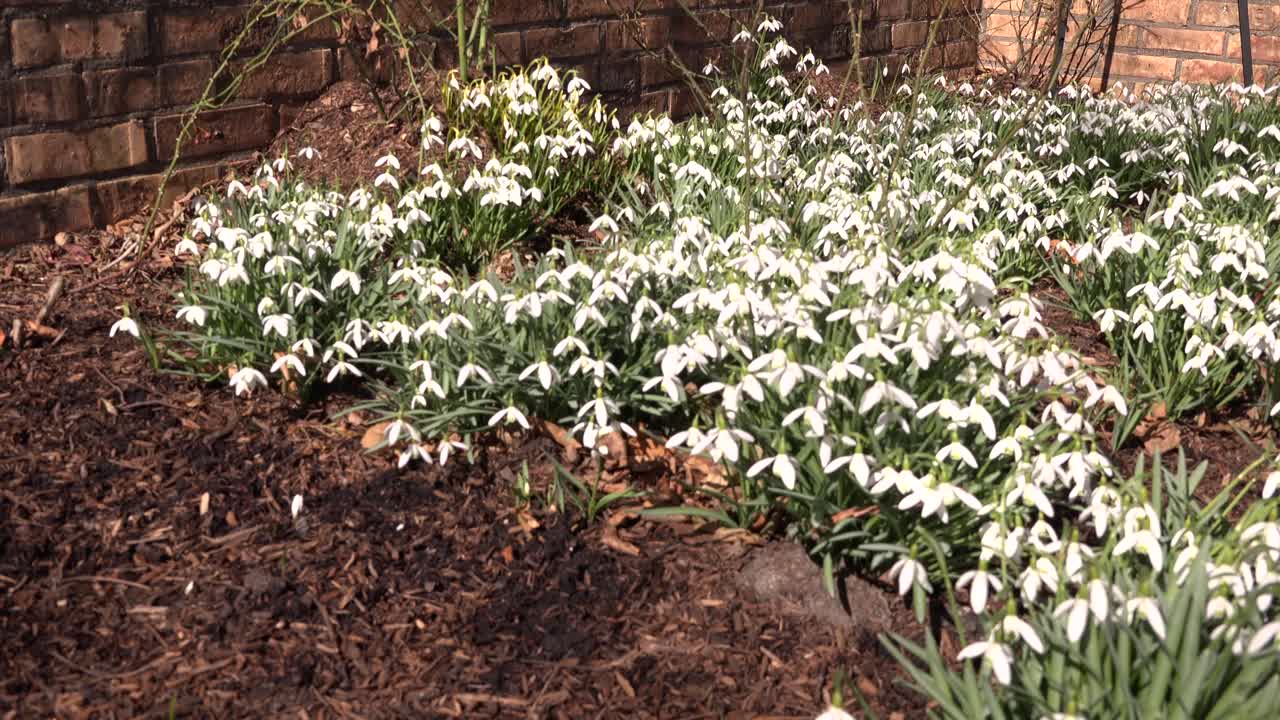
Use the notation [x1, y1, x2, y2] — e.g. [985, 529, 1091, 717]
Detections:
[120, 16, 1280, 714]
[889, 454, 1280, 719]
[151, 60, 615, 395]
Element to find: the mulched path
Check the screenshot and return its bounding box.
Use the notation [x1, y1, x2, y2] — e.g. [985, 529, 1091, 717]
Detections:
[0, 238, 928, 718]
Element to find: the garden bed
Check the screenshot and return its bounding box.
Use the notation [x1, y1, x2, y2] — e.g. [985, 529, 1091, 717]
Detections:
[6, 19, 1280, 720]
[0, 241, 929, 718]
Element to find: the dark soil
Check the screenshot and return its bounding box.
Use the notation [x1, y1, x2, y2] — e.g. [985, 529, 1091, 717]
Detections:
[271, 80, 439, 189]
[0, 237, 928, 718]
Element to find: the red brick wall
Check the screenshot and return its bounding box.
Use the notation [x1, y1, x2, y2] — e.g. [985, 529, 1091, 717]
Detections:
[0, 1, 978, 247]
[983, 0, 1280, 88]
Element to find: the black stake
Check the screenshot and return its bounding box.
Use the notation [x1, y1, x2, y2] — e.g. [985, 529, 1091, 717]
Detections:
[1240, 0, 1255, 85]
[1047, 0, 1072, 93]
[1099, 0, 1123, 92]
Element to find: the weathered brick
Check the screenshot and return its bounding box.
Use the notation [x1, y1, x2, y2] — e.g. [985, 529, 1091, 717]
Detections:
[154, 104, 276, 162]
[945, 40, 978, 68]
[10, 12, 147, 69]
[597, 56, 641, 92]
[892, 20, 928, 48]
[876, 0, 913, 21]
[568, 0, 679, 20]
[85, 67, 157, 117]
[161, 7, 248, 56]
[1128, 0, 1190, 23]
[159, 59, 215, 108]
[1196, 2, 1280, 30]
[525, 24, 602, 59]
[236, 49, 332, 99]
[980, 38, 1019, 67]
[1228, 34, 1280, 63]
[640, 54, 680, 86]
[984, 12, 1025, 39]
[860, 24, 893, 54]
[5, 122, 148, 184]
[339, 47, 388, 83]
[491, 0, 560, 25]
[11, 73, 86, 124]
[606, 16, 672, 52]
[0, 185, 94, 248]
[1110, 52, 1178, 80]
[492, 31, 523, 66]
[671, 10, 737, 46]
[1143, 27, 1225, 55]
[92, 161, 223, 226]
[1180, 58, 1245, 83]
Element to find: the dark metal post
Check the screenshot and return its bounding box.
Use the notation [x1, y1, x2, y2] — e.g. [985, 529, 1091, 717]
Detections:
[1046, 0, 1072, 93]
[1239, 0, 1255, 85]
[1099, 0, 1123, 92]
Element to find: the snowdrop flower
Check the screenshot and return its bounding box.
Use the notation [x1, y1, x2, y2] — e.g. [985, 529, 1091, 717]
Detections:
[270, 353, 306, 377]
[1055, 591, 1109, 643]
[957, 639, 1014, 685]
[1113, 529, 1165, 572]
[331, 269, 362, 295]
[489, 405, 532, 430]
[456, 362, 494, 387]
[747, 452, 798, 490]
[229, 367, 268, 396]
[109, 316, 140, 338]
[398, 443, 432, 468]
[176, 305, 207, 327]
[519, 360, 559, 389]
[888, 557, 931, 596]
[998, 614, 1045, 653]
[1264, 470, 1280, 499]
[957, 567, 1003, 614]
[291, 494, 303, 519]
[1124, 596, 1167, 640]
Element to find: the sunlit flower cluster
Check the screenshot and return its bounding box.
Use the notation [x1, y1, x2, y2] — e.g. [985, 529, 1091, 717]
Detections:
[129, 18, 1280, 711]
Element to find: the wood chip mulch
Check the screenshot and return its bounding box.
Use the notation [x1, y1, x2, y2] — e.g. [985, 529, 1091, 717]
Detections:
[1, 238, 930, 718]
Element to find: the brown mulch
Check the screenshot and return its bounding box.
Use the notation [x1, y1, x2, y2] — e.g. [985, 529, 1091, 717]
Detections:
[0, 237, 930, 718]
[271, 80, 438, 189]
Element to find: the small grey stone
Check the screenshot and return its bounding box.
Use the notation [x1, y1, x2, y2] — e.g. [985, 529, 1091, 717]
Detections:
[734, 542, 893, 633]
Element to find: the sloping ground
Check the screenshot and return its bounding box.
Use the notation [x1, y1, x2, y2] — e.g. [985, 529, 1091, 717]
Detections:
[0, 238, 926, 718]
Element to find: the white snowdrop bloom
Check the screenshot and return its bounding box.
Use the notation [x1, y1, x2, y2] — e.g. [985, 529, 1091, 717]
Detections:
[325, 358, 363, 383]
[109, 316, 140, 338]
[956, 568, 1003, 614]
[229, 367, 268, 396]
[936, 441, 979, 469]
[888, 557, 931, 596]
[957, 639, 1014, 685]
[1084, 383, 1128, 416]
[1018, 557, 1060, 603]
[998, 614, 1045, 653]
[456, 362, 494, 387]
[747, 452, 798, 490]
[270, 353, 306, 377]
[290, 494, 303, 519]
[489, 405, 531, 430]
[331, 269, 362, 295]
[1265, 471, 1280, 499]
[1124, 596, 1167, 640]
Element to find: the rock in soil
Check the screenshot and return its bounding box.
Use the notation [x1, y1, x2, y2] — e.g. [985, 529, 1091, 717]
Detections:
[734, 542, 893, 633]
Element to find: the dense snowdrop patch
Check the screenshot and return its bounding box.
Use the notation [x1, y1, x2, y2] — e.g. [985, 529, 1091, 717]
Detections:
[125, 19, 1280, 713]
